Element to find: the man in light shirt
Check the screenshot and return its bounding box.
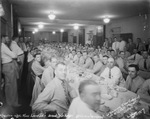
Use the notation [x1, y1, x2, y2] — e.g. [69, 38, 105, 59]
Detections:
[100, 57, 125, 87]
[41, 55, 57, 90]
[74, 51, 82, 65]
[67, 80, 103, 119]
[82, 51, 94, 69]
[119, 38, 126, 52]
[137, 79, 150, 103]
[87, 54, 103, 76]
[126, 64, 145, 93]
[10, 36, 24, 87]
[127, 48, 143, 64]
[32, 62, 77, 118]
[112, 37, 120, 52]
[116, 51, 128, 79]
[138, 50, 150, 79]
[1, 35, 20, 107]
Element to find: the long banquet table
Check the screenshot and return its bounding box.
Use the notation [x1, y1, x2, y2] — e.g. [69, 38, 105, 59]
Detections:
[66, 62, 150, 117]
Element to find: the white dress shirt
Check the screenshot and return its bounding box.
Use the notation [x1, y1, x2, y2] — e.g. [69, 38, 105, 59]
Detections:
[32, 77, 73, 114]
[112, 41, 120, 51]
[41, 66, 54, 88]
[67, 97, 103, 119]
[1, 43, 17, 64]
[100, 66, 123, 85]
[128, 53, 143, 64]
[119, 41, 126, 51]
[10, 41, 24, 55]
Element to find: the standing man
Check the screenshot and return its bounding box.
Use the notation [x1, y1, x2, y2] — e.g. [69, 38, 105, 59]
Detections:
[32, 62, 77, 118]
[119, 38, 126, 52]
[1, 35, 20, 107]
[10, 36, 24, 88]
[112, 37, 120, 52]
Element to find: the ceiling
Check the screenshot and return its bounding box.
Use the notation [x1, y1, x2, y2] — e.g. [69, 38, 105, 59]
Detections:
[8, 0, 149, 32]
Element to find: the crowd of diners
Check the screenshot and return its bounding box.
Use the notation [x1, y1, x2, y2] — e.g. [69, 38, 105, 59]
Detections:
[1, 34, 150, 119]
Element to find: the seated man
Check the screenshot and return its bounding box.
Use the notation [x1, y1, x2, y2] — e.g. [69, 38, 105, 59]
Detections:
[67, 80, 103, 119]
[137, 79, 150, 103]
[31, 52, 45, 79]
[127, 48, 142, 64]
[32, 62, 77, 117]
[41, 55, 58, 90]
[100, 57, 125, 87]
[74, 51, 82, 65]
[126, 64, 145, 93]
[82, 51, 94, 69]
[98, 55, 109, 76]
[68, 49, 77, 61]
[116, 51, 128, 79]
[86, 54, 103, 76]
[138, 50, 150, 79]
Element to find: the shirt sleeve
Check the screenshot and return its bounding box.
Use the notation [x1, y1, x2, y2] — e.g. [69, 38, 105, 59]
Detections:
[125, 76, 131, 90]
[137, 80, 150, 103]
[112, 67, 122, 84]
[4, 44, 17, 58]
[32, 82, 56, 112]
[83, 58, 92, 69]
[92, 61, 103, 74]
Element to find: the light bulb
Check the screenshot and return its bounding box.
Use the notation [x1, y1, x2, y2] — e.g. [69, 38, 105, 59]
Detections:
[38, 24, 44, 29]
[48, 12, 56, 20]
[60, 29, 64, 33]
[103, 17, 110, 24]
[52, 31, 56, 34]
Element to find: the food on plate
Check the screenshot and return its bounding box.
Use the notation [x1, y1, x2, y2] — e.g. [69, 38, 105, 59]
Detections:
[101, 94, 113, 100]
[115, 86, 127, 92]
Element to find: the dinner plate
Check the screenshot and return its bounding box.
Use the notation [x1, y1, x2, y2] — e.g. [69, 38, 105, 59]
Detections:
[100, 100, 105, 105]
[115, 86, 127, 92]
[101, 94, 113, 100]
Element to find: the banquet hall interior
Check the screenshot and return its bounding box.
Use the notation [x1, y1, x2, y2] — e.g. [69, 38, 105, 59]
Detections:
[0, 0, 150, 119]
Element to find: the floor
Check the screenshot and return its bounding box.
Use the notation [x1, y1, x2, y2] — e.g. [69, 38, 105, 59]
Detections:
[0, 54, 32, 119]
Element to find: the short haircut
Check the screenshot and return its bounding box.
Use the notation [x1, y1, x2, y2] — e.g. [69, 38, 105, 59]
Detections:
[82, 51, 88, 54]
[1, 35, 8, 39]
[33, 52, 41, 58]
[103, 55, 109, 59]
[55, 62, 66, 68]
[142, 50, 148, 53]
[77, 51, 82, 54]
[93, 53, 99, 58]
[12, 36, 18, 40]
[128, 64, 139, 71]
[110, 49, 115, 52]
[119, 51, 125, 54]
[78, 80, 98, 95]
[72, 49, 76, 52]
[41, 52, 51, 63]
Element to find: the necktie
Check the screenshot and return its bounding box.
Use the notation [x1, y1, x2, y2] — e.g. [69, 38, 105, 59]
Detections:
[144, 59, 147, 70]
[109, 68, 111, 79]
[136, 44, 139, 50]
[61, 81, 71, 106]
[134, 54, 136, 60]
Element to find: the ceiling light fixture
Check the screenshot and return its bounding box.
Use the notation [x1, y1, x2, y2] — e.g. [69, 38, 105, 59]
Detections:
[32, 31, 35, 34]
[48, 11, 56, 20]
[103, 17, 110, 24]
[60, 29, 64, 33]
[52, 31, 56, 34]
[38, 24, 44, 29]
[74, 25, 79, 30]
[34, 28, 38, 32]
